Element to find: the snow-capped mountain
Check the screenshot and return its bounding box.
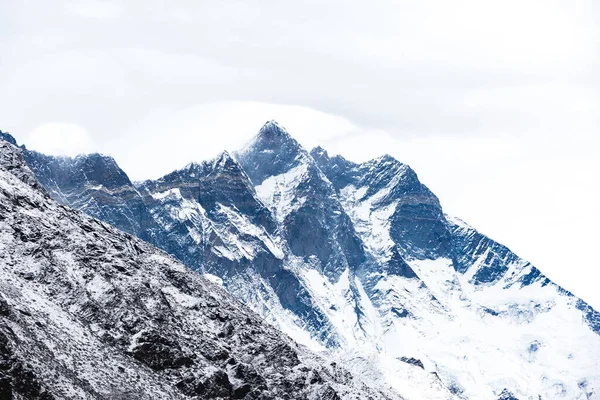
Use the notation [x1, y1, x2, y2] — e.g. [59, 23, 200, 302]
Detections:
[13, 135, 165, 248]
[2, 122, 599, 399]
[0, 136, 398, 399]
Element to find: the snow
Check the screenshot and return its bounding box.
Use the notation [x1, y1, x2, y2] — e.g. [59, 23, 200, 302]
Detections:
[216, 204, 285, 260]
[203, 273, 224, 287]
[255, 163, 308, 223]
[316, 170, 600, 399]
[374, 257, 600, 399]
[151, 187, 182, 200]
[7, 131, 600, 400]
[150, 188, 206, 244]
[291, 262, 460, 399]
[341, 184, 397, 259]
[225, 269, 327, 353]
[0, 145, 398, 400]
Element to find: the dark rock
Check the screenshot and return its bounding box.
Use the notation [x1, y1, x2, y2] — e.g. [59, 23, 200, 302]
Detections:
[448, 220, 521, 283]
[175, 375, 206, 396]
[528, 341, 541, 354]
[9, 362, 55, 400]
[0, 131, 17, 146]
[483, 307, 499, 316]
[199, 342, 229, 362]
[203, 370, 232, 399]
[129, 331, 193, 371]
[391, 307, 409, 318]
[399, 357, 424, 370]
[232, 383, 252, 399]
[498, 388, 519, 400]
[231, 362, 267, 391]
[0, 299, 9, 317]
[0, 373, 11, 400]
[519, 266, 544, 287]
[577, 299, 600, 335]
[22, 149, 166, 248]
[218, 322, 235, 338]
[308, 369, 323, 385]
[316, 385, 341, 400]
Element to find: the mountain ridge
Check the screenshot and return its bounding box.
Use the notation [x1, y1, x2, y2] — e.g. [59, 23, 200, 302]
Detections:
[1, 123, 599, 399]
[0, 138, 400, 400]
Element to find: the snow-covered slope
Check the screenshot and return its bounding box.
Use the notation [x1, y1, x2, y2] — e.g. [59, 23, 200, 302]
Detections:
[312, 146, 600, 399]
[0, 138, 400, 399]
[3, 122, 600, 399]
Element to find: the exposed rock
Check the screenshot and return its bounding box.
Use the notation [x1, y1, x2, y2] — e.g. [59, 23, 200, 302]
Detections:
[0, 140, 397, 399]
[399, 357, 425, 370]
[129, 330, 194, 370]
[497, 388, 519, 400]
[3, 123, 600, 399]
[0, 298, 9, 317]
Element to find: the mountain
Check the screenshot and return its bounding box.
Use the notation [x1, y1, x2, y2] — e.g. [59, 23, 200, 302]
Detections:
[2, 123, 599, 399]
[310, 146, 600, 398]
[237, 121, 366, 282]
[137, 149, 336, 346]
[0, 137, 399, 399]
[17, 141, 165, 248]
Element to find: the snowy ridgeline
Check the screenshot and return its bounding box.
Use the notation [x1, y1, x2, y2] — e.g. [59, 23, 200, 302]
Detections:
[1, 122, 600, 399]
[0, 140, 398, 399]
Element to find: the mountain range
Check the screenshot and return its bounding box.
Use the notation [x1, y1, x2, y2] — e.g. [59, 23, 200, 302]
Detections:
[1, 122, 599, 399]
[0, 133, 397, 400]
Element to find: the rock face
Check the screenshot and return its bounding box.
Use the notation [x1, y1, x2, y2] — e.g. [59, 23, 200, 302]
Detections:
[20, 145, 165, 248]
[237, 122, 366, 282]
[136, 149, 334, 344]
[2, 123, 600, 399]
[0, 139, 398, 399]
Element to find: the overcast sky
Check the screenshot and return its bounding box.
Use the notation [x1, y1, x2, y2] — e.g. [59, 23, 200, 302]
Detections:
[0, 1, 598, 308]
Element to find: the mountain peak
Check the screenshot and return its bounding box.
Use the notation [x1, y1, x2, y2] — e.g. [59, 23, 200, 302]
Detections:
[0, 139, 41, 189]
[214, 149, 233, 163]
[310, 145, 329, 160]
[258, 119, 288, 137]
[236, 121, 309, 185]
[359, 153, 407, 175]
[372, 153, 401, 165]
[244, 120, 297, 151]
[74, 152, 119, 166]
[0, 130, 17, 146]
[211, 150, 244, 174]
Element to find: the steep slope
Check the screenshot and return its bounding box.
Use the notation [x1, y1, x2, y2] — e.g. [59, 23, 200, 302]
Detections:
[313, 146, 600, 399]
[137, 151, 336, 345]
[312, 147, 451, 262]
[137, 151, 278, 273]
[234, 123, 421, 358]
[0, 139, 400, 399]
[8, 135, 165, 247]
[234, 124, 462, 398]
[237, 121, 366, 281]
[3, 124, 600, 399]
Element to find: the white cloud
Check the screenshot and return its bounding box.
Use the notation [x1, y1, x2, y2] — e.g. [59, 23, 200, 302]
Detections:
[109, 101, 360, 180]
[70, 1, 123, 19]
[26, 122, 95, 156]
[0, 0, 598, 309]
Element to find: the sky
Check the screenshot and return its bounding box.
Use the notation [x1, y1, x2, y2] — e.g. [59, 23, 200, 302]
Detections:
[0, 1, 598, 308]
